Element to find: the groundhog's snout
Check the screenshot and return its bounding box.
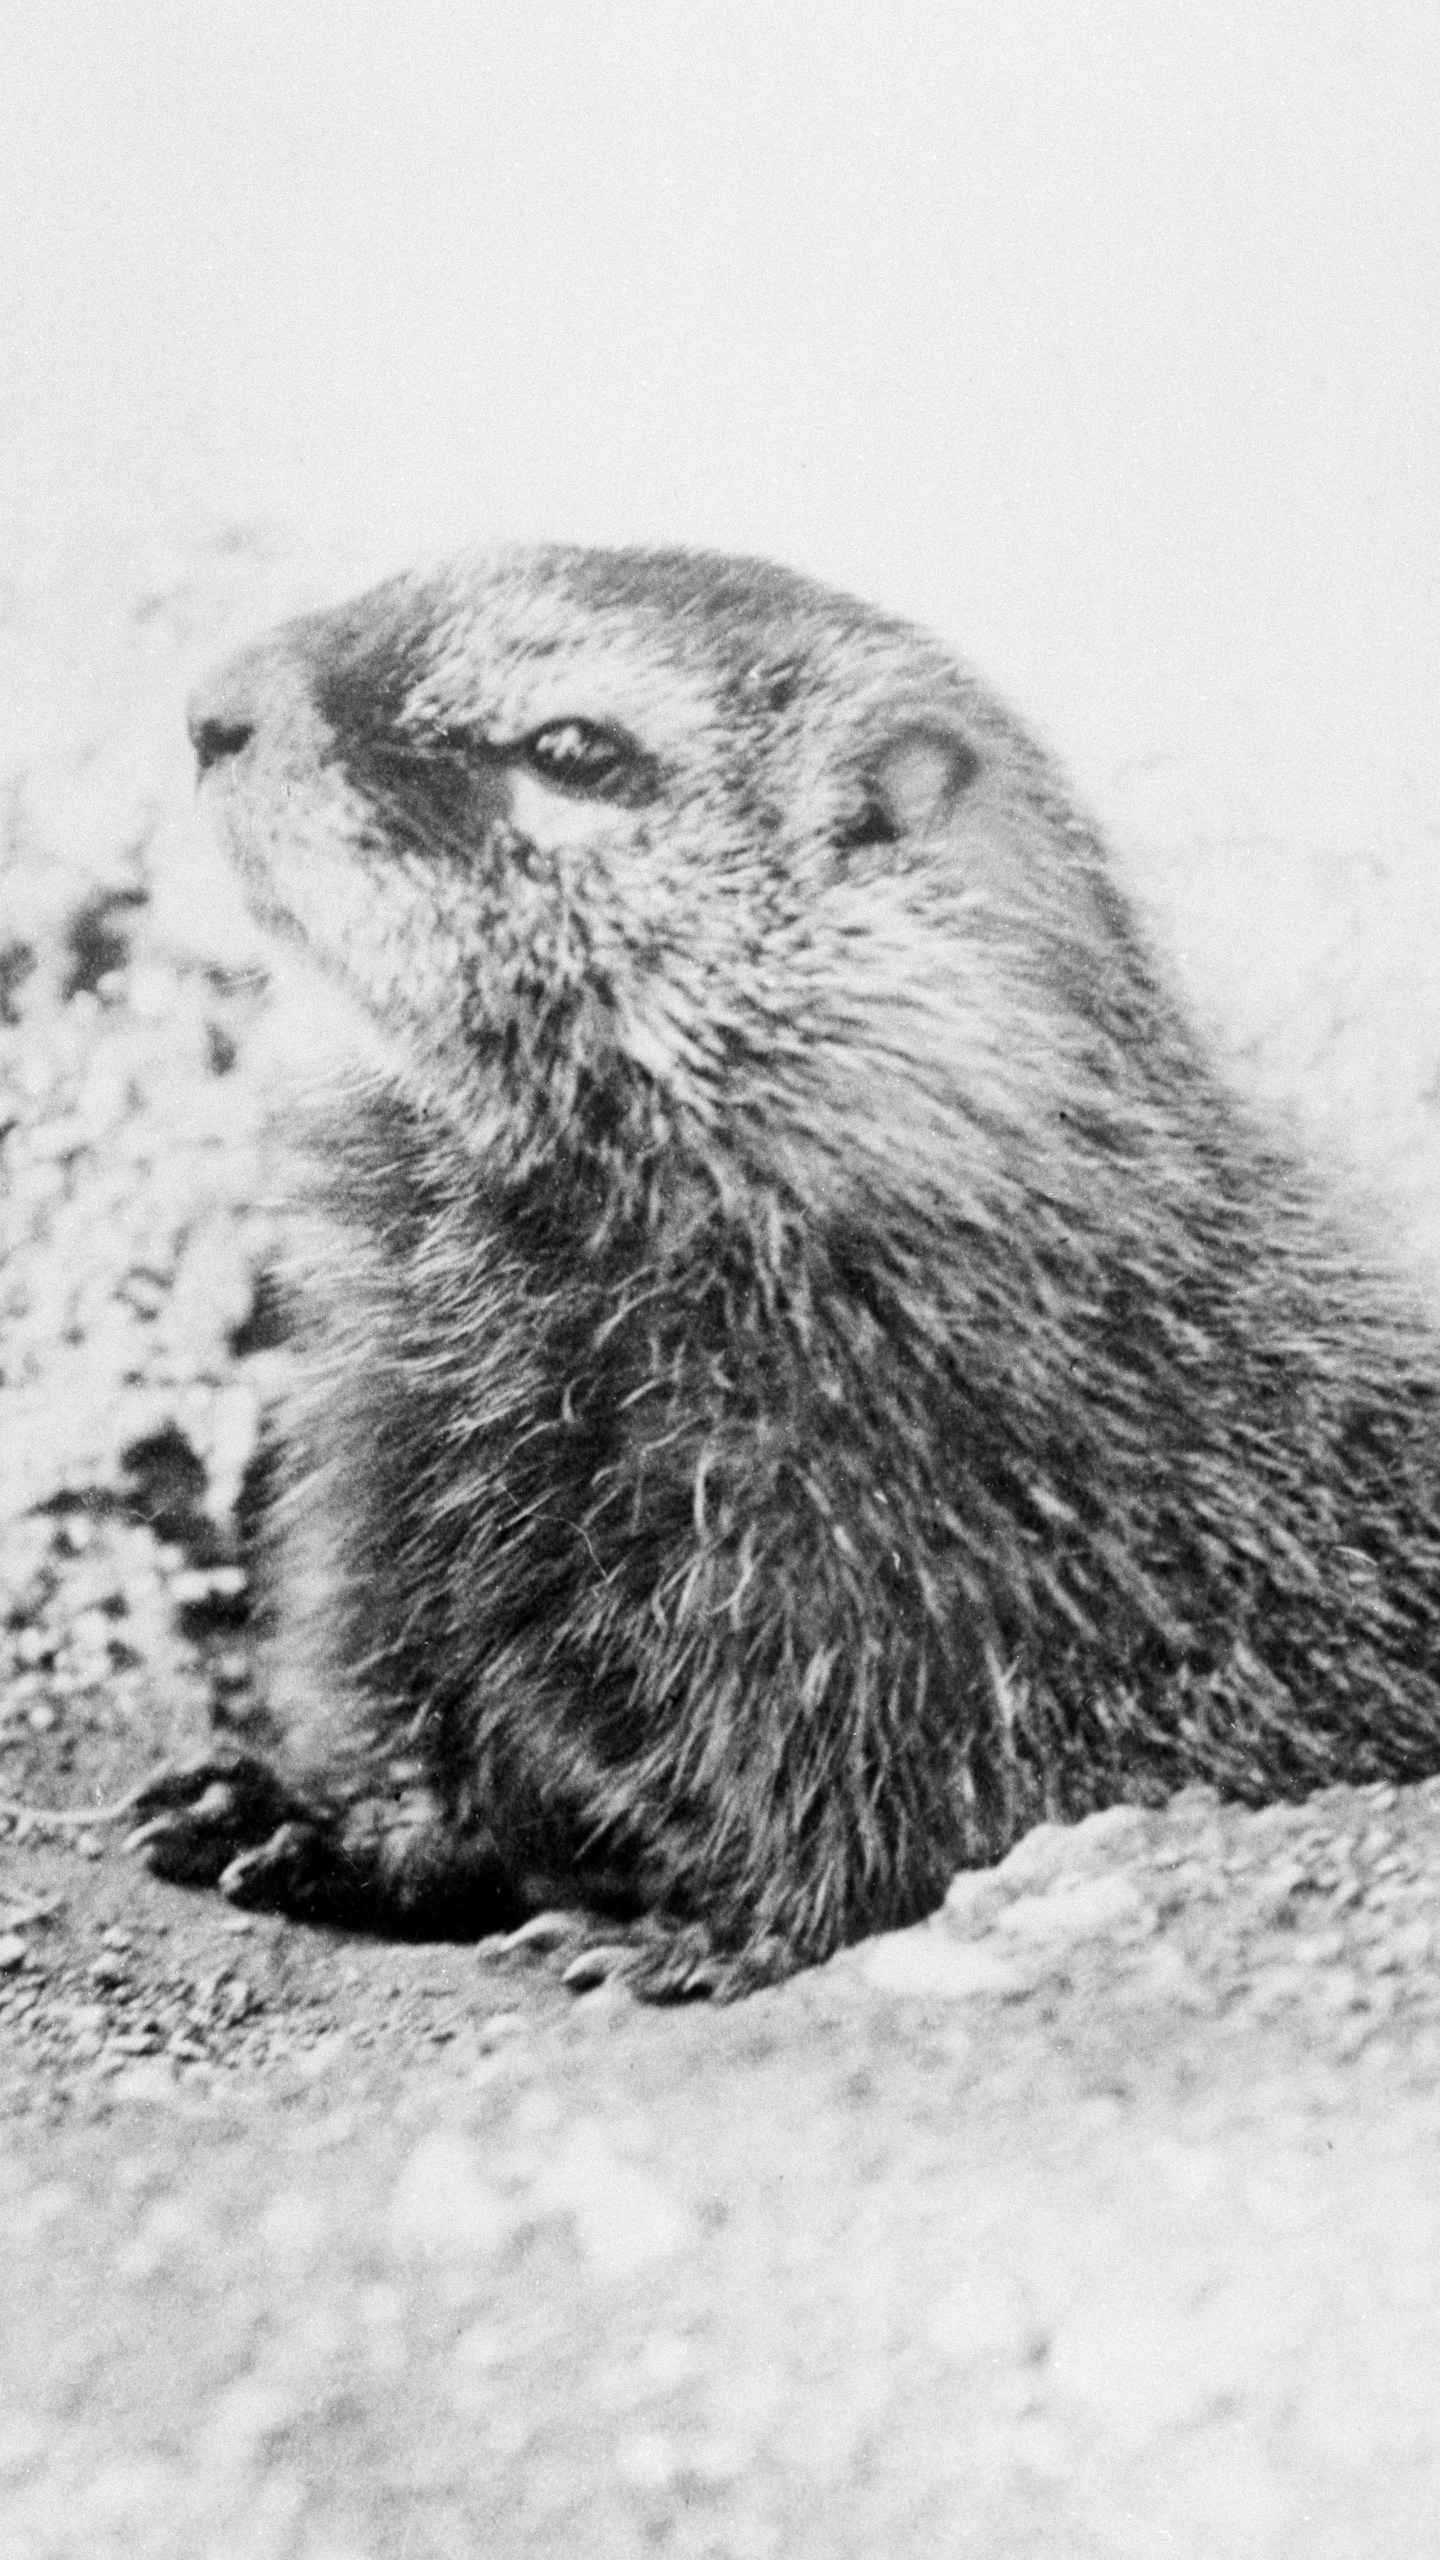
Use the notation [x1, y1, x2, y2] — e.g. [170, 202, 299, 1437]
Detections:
[189, 609, 353, 781]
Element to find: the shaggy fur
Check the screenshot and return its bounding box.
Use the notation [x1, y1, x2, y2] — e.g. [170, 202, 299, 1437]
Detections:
[131, 545, 1440, 1994]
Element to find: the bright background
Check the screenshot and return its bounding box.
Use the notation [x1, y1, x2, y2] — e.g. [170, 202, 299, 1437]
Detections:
[5, 0, 1439, 1234]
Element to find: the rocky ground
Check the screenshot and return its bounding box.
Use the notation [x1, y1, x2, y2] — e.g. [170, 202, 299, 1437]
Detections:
[5, 527, 1440, 2558]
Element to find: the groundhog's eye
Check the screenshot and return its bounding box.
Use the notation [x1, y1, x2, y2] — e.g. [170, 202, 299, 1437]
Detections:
[522, 718, 639, 795]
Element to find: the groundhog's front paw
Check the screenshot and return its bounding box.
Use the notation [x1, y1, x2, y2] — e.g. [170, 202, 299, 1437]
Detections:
[216, 1818, 371, 1918]
[124, 1752, 323, 1890]
[559, 1919, 795, 2004]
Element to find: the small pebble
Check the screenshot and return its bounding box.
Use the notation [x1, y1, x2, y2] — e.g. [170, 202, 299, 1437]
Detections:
[501, 1909, 587, 1955]
[195, 2376, 300, 2468]
[171, 1565, 248, 1606]
[0, 2414, 50, 2482]
[614, 2430, 679, 2493]
[927, 2273, 1046, 2368]
[477, 2010, 526, 2053]
[562, 1946, 627, 1993]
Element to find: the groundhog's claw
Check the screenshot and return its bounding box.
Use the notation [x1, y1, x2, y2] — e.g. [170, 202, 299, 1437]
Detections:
[216, 1820, 351, 1916]
[558, 1940, 640, 1994]
[561, 1921, 794, 2004]
[124, 1753, 318, 1887]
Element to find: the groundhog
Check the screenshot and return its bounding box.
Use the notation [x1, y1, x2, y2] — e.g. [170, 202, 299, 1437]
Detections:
[128, 543, 1440, 1996]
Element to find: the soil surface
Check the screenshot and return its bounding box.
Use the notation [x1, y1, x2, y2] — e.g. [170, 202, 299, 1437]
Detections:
[5, 530, 1440, 2559]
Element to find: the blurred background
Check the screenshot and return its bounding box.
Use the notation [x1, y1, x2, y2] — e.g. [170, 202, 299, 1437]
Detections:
[4, 0, 1439, 1231]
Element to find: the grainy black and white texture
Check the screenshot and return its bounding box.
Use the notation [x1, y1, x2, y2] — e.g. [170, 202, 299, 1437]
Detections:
[130, 546, 1440, 1993]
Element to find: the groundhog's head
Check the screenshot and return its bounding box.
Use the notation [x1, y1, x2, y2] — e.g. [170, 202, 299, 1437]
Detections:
[190, 546, 1160, 1227]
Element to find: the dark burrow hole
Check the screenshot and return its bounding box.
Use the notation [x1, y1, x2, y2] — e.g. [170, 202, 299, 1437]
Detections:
[118, 1423, 224, 1566]
[63, 886, 149, 999]
[227, 1267, 291, 1359]
[0, 938, 36, 1025]
[118, 1424, 258, 1653]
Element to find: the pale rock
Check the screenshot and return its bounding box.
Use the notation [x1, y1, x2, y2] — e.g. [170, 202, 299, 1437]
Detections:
[997, 1872, 1149, 1943]
[388, 2128, 513, 2259]
[539, 2122, 695, 2280]
[863, 1931, 1015, 1999]
[925, 2273, 1047, 2368]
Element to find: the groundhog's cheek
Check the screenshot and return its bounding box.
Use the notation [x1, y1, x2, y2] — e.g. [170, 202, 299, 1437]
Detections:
[728, 887, 1116, 1223]
[579, 891, 751, 1116]
[603, 981, 718, 1110]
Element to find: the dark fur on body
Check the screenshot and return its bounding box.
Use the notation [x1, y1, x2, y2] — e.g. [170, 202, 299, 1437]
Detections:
[133, 546, 1440, 1993]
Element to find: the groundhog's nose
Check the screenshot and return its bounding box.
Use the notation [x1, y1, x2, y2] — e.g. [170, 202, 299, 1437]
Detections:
[188, 704, 256, 775]
[188, 653, 268, 773]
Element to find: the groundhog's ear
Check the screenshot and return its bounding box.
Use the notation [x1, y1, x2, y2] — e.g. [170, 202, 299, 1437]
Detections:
[839, 725, 980, 851]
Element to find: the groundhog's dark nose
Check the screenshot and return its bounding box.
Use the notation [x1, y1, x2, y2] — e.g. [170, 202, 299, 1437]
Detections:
[189, 641, 279, 775]
[189, 708, 256, 774]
